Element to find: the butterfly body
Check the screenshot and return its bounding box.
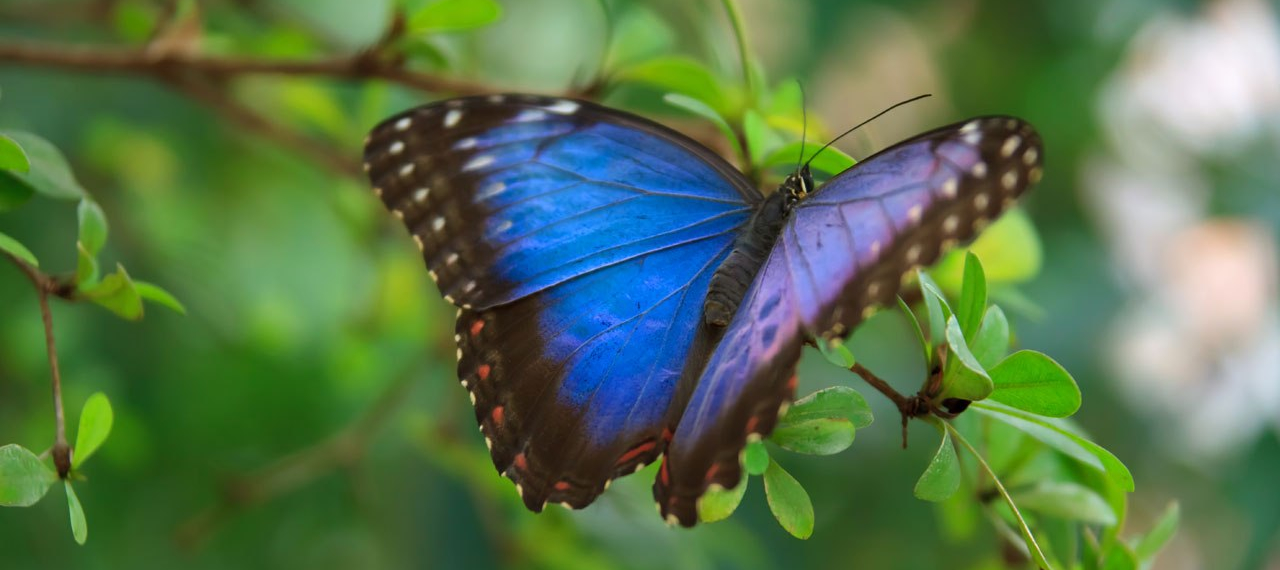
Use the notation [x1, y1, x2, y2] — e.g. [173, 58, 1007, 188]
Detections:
[363, 94, 1043, 525]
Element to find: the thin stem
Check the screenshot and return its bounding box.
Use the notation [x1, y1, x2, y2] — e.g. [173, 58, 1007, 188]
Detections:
[718, 0, 754, 103]
[850, 362, 909, 409]
[5, 253, 71, 477]
[945, 422, 1053, 570]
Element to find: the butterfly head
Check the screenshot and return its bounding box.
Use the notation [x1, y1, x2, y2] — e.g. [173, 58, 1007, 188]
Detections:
[781, 165, 815, 208]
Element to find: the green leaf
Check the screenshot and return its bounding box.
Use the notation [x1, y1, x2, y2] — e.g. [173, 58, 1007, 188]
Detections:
[761, 141, 856, 177]
[699, 472, 748, 523]
[972, 401, 1134, 492]
[817, 337, 856, 368]
[1131, 502, 1179, 562]
[932, 208, 1043, 291]
[898, 296, 933, 365]
[918, 270, 952, 345]
[779, 386, 873, 429]
[946, 423, 1055, 570]
[134, 281, 187, 315]
[988, 351, 1081, 417]
[603, 6, 675, 69]
[1011, 482, 1117, 525]
[662, 93, 743, 164]
[957, 252, 987, 341]
[0, 171, 36, 211]
[75, 242, 99, 287]
[0, 231, 39, 267]
[970, 305, 1010, 369]
[620, 58, 730, 116]
[0, 444, 58, 507]
[743, 440, 769, 476]
[72, 393, 114, 469]
[1102, 543, 1138, 570]
[82, 263, 144, 320]
[763, 458, 813, 539]
[0, 133, 30, 172]
[771, 418, 855, 455]
[939, 316, 993, 402]
[77, 199, 108, 257]
[0, 131, 87, 200]
[914, 419, 960, 502]
[741, 108, 778, 170]
[65, 481, 87, 544]
[408, 0, 502, 34]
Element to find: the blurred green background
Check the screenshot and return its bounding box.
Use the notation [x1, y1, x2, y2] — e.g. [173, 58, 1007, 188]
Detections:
[2, 0, 1278, 568]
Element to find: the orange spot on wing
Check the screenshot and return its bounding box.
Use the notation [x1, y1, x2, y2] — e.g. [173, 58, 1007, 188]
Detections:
[491, 405, 505, 426]
[744, 416, 759, 435]
[554, 481, 571, 492]
[615, 440, 656, 466]
[659, 459, 670, 486]
[513, 452, 528, 470]
[477, 364, 491, 380]
[470, 320, 485, 336]
[704, 463, 720, 482]
[786, 374, 798, 392]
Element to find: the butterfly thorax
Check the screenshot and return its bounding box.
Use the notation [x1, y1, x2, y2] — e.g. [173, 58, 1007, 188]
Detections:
[703, 168, 814, 326]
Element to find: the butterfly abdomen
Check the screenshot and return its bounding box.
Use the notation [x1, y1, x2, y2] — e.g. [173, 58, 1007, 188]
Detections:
[705, 190, 791, 326]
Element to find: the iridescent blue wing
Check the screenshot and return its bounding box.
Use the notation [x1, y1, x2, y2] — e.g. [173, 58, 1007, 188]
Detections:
[363, 95, 758, 511]
[655, 117, 1044, 525]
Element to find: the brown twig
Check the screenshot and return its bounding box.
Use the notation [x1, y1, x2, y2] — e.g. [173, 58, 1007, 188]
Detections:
[4, 253, 73, 477]
[849, 362, 935, 449]
[0, 40, 499, 96]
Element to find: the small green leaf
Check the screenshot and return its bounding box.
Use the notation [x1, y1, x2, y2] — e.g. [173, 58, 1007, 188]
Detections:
[603, 6, 675, 69]
[662, 93, 743, 164]
[939, 316, 993, 402]
[771, 418, 855, 455]
[77, 199, 108, 257]
[972, 401, 1134, 492]
[817, 337, 856, 368]
[75, 242, 99, 287]
[898, 296, 932, 365]
[779, 386, 873, 429]
[0, 171, 36, 211]
[741, 108, 778, 170]
[918, 270, 952, 345]
[1131, 502, 1179, 562]
[620, 58, 730, 115]
[0, 131, 87, 200]
[0, 231, 39, 267]
[0, 133, 30, 172]
[1102, 543, 1138, 570]
[957, 252, 987, 341]
[699, 472, 748, 523]
[134, 281, 187, 315]
[763, 458, 813, 539]
[0, 444, 58, 507]
[989, 351, 1081, 417]
[1011, 482, 1117, 525]
[761, 141, 856, 177]
[743, 440, 769, 476]
[970, 305, 1010, 369]
[72, 393, 113, 469]
[65, 481, 87, 544]
[914, 419, 960, 502]
[408, 0, 502, 34]
[82, 263, 144, 320]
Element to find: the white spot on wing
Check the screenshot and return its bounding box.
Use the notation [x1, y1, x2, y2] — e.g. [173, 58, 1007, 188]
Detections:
[446, 253, 459, 265]
[456, 137, 478, 150]
[495, 219, 513, 233]
[477, 181, 507, 201]
[394, 117, 412, 131]
[399, 163, 415, 177]
[444, 109, 462, 128]
[514, 109, 548, 122]
[1001, 170, 1018, 190]
[943, 215, 959, 234]
[906, 244, 922, 264]
[1023, 147, 1039, 165]
[389, 141, 405, 155]
[413, 187, 429, 203]
[432, 217, 446, 232]
[544, 100, 580, 114]
[959, 120, 980, 134]
[1001, 135, 1021, 158]
[974, 193, 990, 210]
[907, 204, 923, 223]
[463, 154, 494, 172]
[941, 177, 958, 198]
[971, 162, 987, 178]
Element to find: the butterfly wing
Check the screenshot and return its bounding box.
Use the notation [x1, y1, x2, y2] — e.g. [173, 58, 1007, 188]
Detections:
[364, 95, 759, 510]
[655, 116, 1044, 525]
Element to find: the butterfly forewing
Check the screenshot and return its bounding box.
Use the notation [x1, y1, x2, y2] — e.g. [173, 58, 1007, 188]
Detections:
[655, 116, 1043, 526]
[364, 95, 759, 511]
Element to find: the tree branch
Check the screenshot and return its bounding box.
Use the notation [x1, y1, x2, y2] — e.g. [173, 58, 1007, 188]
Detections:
[5, 253, 72, 477]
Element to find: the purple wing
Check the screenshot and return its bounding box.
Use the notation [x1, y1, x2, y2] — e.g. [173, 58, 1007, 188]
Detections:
[654, 116, 1044, 525]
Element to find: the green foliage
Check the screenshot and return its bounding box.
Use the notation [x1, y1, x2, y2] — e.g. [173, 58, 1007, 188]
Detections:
[914, 419, 960, 502]
[661, 93, 743, 164]
[77, 199, 108, 258]
[763, 458, 813, 539]
[0, 133, 28, 172]
[0, 131, 87, 201]
[64, 482, 87, 545]
[0, 230, 38, 266]
[72, 393, 114, 469]
[0, 445, 57, 507]
[698, 473, 748, 524]
[407, 0, 502, 35]
[989, 351, 1081, 417]
[939, 315, 994, 402]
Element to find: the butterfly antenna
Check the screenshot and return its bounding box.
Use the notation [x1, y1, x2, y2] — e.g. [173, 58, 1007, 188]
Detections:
[794, 80, 808, 177]
[803, 93, 933, 170]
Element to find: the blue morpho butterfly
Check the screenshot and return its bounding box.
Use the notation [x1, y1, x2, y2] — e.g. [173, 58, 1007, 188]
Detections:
[363, 94, 1043, 526]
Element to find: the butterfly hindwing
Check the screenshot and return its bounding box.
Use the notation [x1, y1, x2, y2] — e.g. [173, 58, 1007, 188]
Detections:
[364, 95, 759, 510]
[655, 116, 1043, 526]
